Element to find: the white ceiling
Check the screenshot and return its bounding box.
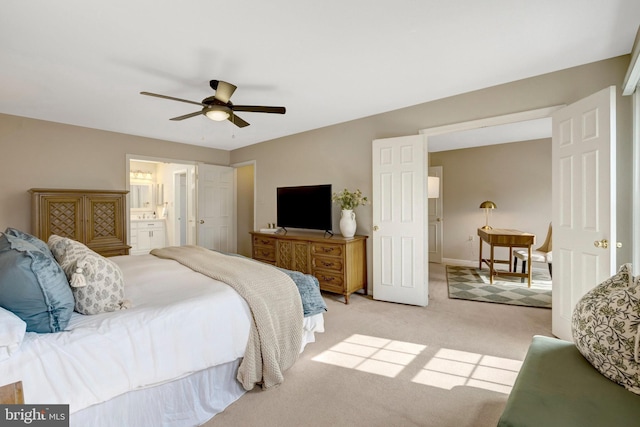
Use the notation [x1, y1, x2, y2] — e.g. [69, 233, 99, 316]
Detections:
[1, 1, 638, 151]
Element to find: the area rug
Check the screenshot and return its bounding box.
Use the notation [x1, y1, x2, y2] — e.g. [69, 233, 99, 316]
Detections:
[446, 265, 552, 309]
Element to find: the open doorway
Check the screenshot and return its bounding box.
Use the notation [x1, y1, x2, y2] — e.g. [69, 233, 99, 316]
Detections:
[126, 156, 196, 254]
[420, 107, 559, 272]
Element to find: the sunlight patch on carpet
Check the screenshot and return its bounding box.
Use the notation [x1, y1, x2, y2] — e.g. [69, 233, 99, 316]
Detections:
[312, 334, 523, 394]
[312, 334, 426, 378]
[412, 348, 522, 394]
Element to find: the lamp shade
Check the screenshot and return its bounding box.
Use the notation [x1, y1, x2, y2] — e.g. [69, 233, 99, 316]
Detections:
[205, 106, 231, 121]
[479, 201, 496, 209]
[428, 176, 440, 199]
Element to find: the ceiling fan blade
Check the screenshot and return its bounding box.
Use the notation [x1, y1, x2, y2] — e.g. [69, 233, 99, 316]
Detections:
[229, 113, 250, 128]
[141, 91, 204, 107]
[169, 110, 205, 121]
[210, 80, 237, 103]
[232, 105, 286, 114]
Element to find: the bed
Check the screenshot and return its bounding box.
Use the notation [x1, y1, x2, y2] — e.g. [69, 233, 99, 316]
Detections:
[0, 230, 325, 427]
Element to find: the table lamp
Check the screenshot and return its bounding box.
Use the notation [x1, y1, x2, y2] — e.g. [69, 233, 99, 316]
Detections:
[479, 201, 496, 230]
[427, 176, 440, 199]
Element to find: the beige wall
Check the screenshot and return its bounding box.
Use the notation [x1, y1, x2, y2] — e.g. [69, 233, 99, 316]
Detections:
[430, 139, 552, 263]
[0, 114, 229, 233]
[235, 164, 255, 257]
[0, 56, 632, 280]
[230, 55, 633, 284]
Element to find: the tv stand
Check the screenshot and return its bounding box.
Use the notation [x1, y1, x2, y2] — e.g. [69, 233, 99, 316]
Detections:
[250, 231, 367, 304]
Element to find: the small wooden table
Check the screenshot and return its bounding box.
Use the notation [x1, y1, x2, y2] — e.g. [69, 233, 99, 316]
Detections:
[478, 228, 535, 287]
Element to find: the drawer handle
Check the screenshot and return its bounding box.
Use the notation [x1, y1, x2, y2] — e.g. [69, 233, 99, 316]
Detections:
[260, 250, 271, 256]
[321, 261, 334, 267]
[322, 247, 335, 253]
[260, 239, 271, 244]
[322, 276, 335, 282]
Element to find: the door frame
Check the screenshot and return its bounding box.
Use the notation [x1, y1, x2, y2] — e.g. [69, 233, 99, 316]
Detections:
[418, 106, 563, 266]
[623, 25, 640, 272]
[419, 106, 563, 139]
[126, 154, 197, 247]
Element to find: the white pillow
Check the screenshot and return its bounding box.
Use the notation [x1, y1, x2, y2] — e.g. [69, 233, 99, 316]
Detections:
[0, 307, 27, 362]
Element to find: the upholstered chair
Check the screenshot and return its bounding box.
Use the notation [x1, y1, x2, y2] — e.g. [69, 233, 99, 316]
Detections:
[513, 223, 552, 281]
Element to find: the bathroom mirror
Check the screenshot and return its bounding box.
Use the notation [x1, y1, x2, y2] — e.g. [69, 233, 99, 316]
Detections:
[131, 183, 153, 209]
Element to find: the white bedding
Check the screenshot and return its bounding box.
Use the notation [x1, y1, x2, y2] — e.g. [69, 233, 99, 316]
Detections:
[0, 254, 323, 416]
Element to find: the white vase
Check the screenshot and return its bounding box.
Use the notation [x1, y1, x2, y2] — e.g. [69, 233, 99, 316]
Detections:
[339, 209, 357, 238]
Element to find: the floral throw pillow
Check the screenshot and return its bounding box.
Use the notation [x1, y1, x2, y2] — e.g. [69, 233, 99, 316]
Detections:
[572, 263, 640, 394]
[48, 235, 131, 315]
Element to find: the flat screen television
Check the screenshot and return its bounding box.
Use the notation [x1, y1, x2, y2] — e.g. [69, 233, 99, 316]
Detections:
[277, 184, 332, 232]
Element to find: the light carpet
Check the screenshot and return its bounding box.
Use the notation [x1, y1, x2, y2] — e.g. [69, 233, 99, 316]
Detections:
[446, 265, 552, 309]
[203, 263, 553, 427]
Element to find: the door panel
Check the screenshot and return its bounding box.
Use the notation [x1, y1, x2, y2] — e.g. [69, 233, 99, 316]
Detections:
[552, 86, 616, 340]
[197, 163, 236, 252]
[372, 135, 428, 306]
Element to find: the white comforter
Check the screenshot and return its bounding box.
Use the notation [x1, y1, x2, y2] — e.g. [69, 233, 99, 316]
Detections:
[1, 254, 255, 414]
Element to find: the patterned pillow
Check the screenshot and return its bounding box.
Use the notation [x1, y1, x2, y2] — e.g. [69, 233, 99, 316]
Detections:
[48, 235, 131, 315]
[572, 263, 640, 395]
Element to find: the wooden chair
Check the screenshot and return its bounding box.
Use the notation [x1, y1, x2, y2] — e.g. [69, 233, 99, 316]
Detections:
[513, 223, 552, 281]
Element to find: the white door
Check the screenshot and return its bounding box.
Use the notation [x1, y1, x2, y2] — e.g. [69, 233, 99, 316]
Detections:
[174, 171, 187, 246]
[196, 163, 236, 252]
[552, 86, 616, 341]
[428, 166, 443, 263]
[372, 135, 429, 306]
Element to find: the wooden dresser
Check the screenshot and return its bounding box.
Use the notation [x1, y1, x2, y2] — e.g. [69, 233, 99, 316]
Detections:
[250, 231, 367, 304]
[30, 189, 130, 257]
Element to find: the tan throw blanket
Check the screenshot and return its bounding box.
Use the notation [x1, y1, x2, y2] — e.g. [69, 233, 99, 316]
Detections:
[151, 245, 303, 390]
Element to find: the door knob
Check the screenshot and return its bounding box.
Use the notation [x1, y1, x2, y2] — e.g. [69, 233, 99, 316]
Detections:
[436, 218, 442, 222]
[373, 225, 379, 231]
[199, 219, 205, 224]
[594, 239, 609, 249]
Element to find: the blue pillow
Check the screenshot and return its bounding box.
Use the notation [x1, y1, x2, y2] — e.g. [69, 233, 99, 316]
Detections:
[0, 233, 74, 333]
[4, 227, 52, 257]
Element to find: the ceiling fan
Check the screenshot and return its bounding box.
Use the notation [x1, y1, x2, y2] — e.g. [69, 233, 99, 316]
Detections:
[140, 80, 286, 128]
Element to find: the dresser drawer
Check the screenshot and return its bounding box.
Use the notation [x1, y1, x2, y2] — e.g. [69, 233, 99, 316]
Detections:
[311, 242, 343, 257]
[314, 271, 345, 293]
[253, 235, 276, 248]
[312, 256, 344, 272]
[253, 246, 276, 262]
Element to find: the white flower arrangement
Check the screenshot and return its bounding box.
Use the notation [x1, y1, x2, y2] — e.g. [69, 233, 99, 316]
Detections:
[332, 188, 369, 210]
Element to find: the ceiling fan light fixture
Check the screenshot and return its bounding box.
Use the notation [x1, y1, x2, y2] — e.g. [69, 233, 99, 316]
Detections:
[205, 106, 230, 121]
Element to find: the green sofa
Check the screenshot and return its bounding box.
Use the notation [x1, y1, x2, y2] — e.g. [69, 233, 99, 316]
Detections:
[498, 335, 640, 427]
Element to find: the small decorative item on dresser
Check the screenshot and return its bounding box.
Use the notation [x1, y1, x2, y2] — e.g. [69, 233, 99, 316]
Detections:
[332, 188, 369, 238]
